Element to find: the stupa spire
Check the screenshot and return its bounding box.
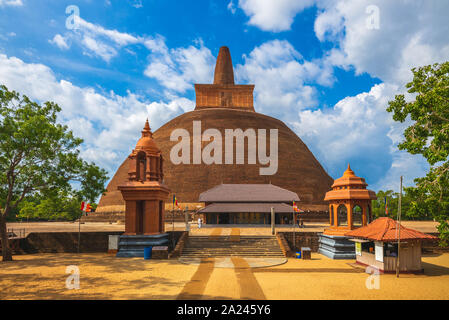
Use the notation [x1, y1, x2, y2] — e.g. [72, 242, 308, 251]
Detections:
[141, 118, 152, 138]
[194, 46, 254, 111]
[343, 163, 355, 177]
[213, 46, 235, 85]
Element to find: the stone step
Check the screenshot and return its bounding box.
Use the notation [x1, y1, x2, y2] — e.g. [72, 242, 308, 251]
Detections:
[184, 246, 281, 249]
[180, 254, 285, 258]
[182, 250, 284, 253]
[180, 234, 284, 258]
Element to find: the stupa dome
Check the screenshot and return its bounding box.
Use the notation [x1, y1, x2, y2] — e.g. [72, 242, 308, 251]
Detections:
[97, 46, 333, 213]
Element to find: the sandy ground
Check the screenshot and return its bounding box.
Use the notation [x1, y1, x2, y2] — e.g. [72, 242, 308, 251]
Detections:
[6, 220, 440, 236]
[2, 221, 444, 299]
[1, 252, 449, 300]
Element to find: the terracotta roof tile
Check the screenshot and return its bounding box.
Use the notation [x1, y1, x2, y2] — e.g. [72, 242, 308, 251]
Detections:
[198, 183, 300, 202]
[345, 217, 438, 242]
[198, 202, 296, 213]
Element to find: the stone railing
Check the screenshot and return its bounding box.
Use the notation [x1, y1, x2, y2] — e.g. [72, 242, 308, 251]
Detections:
[168, 231, 189, 259]
[276, 233, 294, 257]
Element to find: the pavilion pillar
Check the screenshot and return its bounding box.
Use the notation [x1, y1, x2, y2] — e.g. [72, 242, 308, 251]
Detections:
[159, 200, 165, 232]
[124, 200, 137, 235]
[143, 200, 160, 235]
[362, 204, 367, 226]
[347, 202, 353, 229]
[332, 204, 338, 226]
[329, 205, 333, 225]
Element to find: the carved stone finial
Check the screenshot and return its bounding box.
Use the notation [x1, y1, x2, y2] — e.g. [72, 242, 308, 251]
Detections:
[213, 46, 234, 85]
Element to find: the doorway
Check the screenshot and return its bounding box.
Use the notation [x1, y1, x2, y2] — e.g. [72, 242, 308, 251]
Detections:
[218, 213, 229, 224]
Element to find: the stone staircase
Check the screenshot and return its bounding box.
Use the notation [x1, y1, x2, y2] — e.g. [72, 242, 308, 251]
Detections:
[180, 235, 285, 258]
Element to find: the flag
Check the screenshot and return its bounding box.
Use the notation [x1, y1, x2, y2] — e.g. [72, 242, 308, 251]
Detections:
[293, 201, 301, 213]
[384, 197, 388, 216]
[80, 202, 92, 214]
[173, 195, 180, 209]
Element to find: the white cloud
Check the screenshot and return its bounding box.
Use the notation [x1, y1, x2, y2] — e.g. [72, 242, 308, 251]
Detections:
[293, 83, 401, 184]
[372, 151, 428, 192]
[0, 0, 23, 7]
[144, 39, 215, 94]
[81, 36, 117, 62]
[49, 16, 142, 62]
[286, 0, 449, 190]
[235, 39, 335, 116]
[0, 53, 193, 174]
[49, 34, 70, 50]
[237, 0, 315, 32]
[291, 80, 431, 190]
[314, 0, 449, 85]
[76, 17, 140, 47]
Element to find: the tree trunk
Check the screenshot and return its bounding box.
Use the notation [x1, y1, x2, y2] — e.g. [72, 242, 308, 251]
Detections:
[0, 214, 13, 261]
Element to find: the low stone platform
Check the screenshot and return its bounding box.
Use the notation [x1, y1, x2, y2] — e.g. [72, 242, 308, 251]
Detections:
[116, 233, 169, 258]
[318, 233, 355, 259]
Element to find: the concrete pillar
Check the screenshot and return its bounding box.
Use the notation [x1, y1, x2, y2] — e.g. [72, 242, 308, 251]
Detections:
[271, 207, 275, 235]
[185, 209, 190, 232]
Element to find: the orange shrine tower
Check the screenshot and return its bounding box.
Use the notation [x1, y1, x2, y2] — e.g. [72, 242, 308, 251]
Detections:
[116, 119, 170, 257]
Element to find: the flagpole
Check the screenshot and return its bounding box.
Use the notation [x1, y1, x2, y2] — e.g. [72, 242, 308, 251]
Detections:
[396, 176, 403, 278]
[293, 200, 296, 252]
[78, 209, 81, 254]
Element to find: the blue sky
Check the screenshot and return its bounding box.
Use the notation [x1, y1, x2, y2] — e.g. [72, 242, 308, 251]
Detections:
[1, 0, 448, 192]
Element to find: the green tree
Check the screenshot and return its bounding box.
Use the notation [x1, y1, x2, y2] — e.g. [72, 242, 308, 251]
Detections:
[18, 191, 82, 221]
[372, 190, 396, 219]
[387, 61, 449, 245]
[0, 85, 108, 261]
[372, 189, 413, 220]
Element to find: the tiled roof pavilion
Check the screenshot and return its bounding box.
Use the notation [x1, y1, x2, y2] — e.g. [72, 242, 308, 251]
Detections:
[345, 217, 438, 242]
[199, 183, 300, 203]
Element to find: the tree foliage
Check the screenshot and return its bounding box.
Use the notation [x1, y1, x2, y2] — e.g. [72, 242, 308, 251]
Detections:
[387, 62, 449, 246]
[0, 85, 108, 261]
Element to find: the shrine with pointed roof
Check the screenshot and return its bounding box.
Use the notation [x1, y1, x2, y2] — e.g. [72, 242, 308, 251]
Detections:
[323, 164, 377, 236]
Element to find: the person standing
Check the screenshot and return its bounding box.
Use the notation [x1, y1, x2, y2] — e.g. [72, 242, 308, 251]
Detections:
[198, 217, 202, 229]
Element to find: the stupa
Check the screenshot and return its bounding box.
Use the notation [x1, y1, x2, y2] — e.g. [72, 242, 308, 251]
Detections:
[96, 46, 333, 218]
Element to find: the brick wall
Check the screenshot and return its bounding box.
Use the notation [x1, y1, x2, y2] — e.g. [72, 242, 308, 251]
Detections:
[278, 231, 321, 252]
[5, 231, 186, 254]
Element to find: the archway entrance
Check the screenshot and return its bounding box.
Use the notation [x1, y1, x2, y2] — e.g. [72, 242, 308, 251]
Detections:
[337, 204, 347, 226]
